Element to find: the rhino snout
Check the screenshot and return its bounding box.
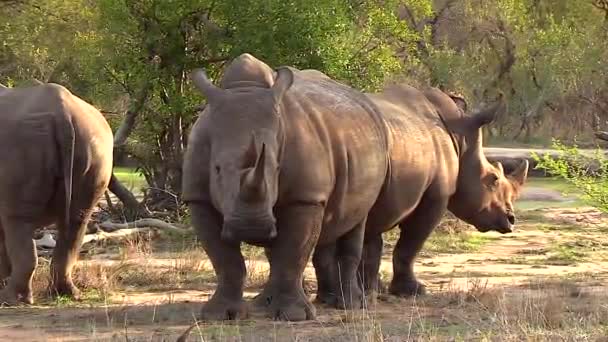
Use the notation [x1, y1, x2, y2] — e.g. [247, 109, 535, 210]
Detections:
[221, 217, 278, 243]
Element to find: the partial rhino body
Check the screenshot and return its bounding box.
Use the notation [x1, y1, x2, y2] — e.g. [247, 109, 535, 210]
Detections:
[182, 54, 389, 321]
[315, 84, 528, 305]
[0, 83, 113, 304]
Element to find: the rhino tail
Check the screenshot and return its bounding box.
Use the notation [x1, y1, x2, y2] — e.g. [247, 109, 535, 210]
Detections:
[54, 112, 76, 230]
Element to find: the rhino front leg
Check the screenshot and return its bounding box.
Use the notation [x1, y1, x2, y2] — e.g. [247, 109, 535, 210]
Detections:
[253, 247, 309, 308]
[390, 195, 447, 297]
[0, 226, 11, 286]
[0, 216, 37, 305]
[312, 243, 338, 306]
[190, 202, 247, 320]
[260, 204, 324, 321]
[333, 219, 366, 309]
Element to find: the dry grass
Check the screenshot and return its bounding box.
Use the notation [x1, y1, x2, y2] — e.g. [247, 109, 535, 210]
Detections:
[17, 207, 608, 341]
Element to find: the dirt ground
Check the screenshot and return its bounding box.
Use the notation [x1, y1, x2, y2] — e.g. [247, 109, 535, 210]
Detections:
[0, 186, 607, 341]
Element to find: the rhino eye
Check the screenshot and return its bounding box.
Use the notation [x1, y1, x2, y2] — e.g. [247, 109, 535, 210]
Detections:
[214, 165, 221, 174]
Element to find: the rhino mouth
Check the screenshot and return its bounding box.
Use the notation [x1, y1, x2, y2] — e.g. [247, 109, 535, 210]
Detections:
[221, 218, 278, 243]
[474, 220, 513, 234]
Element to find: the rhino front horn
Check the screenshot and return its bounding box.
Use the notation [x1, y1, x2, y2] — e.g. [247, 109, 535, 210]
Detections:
[239, 143, 267, 202]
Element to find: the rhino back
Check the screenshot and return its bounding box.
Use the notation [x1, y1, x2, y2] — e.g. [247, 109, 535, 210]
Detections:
[0, 84, 113, 215]
[364, 84, 460, 235]
[277, 73, 389, 243]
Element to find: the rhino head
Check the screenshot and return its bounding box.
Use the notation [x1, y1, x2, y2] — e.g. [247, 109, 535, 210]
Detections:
[191, 67, 294, 244]
[447, 95, 529, 234]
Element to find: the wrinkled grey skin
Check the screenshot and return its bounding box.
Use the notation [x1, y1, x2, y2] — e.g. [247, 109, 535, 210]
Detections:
[0, 83, 113, 305]
[182, 54, 389, 321]
[314, 84, 528, 306]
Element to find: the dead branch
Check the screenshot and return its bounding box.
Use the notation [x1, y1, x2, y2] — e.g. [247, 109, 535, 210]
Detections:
[595, 131, 608, 141]
[81, 227, 160, 245]
[98, 218, 188, 233]
[592, 0, 608, 21]
[34, 222, 186, 250]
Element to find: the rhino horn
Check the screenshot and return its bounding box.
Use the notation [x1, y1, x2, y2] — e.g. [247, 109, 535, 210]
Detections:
[471, 92, 505, 128]
[191, 68, 223, 99]
[0, 83, 7, 89]
[241, 132, 258, 169]
[272, 67, 294, 106]
[239, 142, 267, 202]
[509, 159, 529, 186]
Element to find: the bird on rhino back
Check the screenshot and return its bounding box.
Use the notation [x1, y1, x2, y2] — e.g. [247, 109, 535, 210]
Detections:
[0, 82, 113, 305]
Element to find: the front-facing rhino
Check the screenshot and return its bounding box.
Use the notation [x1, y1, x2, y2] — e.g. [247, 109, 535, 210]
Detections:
[313, 85, 528, 305]
[182, 54, 389, 321]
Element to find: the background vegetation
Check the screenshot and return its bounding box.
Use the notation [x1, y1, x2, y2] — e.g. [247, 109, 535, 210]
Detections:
[1, 0, 607, 210]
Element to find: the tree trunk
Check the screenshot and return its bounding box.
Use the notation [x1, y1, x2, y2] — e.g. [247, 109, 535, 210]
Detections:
[107, 174, 151, 220]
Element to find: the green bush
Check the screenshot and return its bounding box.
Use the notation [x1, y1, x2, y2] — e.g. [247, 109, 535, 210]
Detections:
[533, 140, 608, 212]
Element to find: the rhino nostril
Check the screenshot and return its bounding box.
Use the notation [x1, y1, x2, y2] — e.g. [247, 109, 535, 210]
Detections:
[507, 213, 515, 225]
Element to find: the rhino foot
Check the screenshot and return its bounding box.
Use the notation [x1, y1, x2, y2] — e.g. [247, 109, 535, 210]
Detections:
[335, 284, 363, 310]
[314, 291, 337, 306]
[51, 281, 81, 300]
[389, 279, 427, 297]
[0, 287, 33, 306]
[200, 296, 248, 321]
[267, 298, 315, 321]
[251, 292, 269, 308]
[363, 290, 379, 307]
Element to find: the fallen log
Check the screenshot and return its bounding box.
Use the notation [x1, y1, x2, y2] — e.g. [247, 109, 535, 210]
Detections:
[81, 227, 159, 245]
[34, 219, 190, 250]
[98, 218, 189, 233]
[484, 147, 605, 177]
[595, 131, 608, 142]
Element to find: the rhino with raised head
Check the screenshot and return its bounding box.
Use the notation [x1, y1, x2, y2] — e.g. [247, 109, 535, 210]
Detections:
[0, 82, 113, 304]
[182, 53, 389, 321]
[314, 84, 529, 305]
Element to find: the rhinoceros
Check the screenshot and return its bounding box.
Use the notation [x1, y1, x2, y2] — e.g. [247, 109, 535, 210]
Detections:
[182, 53, 389, 321]
[313, 84, 528, 306]
[0, 82, 113, 304]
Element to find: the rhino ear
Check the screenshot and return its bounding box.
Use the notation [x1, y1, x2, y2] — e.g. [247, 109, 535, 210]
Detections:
[447, 92, 467, 112]
[272, 67, 294, 107]
[508, 159, 529, 187]
[493, 161, 505, 176]
[469, 92, 506, 129]
[191, 68, 223, 100]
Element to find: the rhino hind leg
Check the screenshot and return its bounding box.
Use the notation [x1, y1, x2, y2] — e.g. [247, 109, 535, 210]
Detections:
[357, 233, 384, 303]
[50, 210, 92, 299]
[0, 216, 38, 305]
[389, 195, 447, 297]
[312, 243, 338, 306]
[332, 219, 366, 310]
[190, 203, 248, 321]
[259, 204, 324, 321]
[50, 182, 106, 299]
